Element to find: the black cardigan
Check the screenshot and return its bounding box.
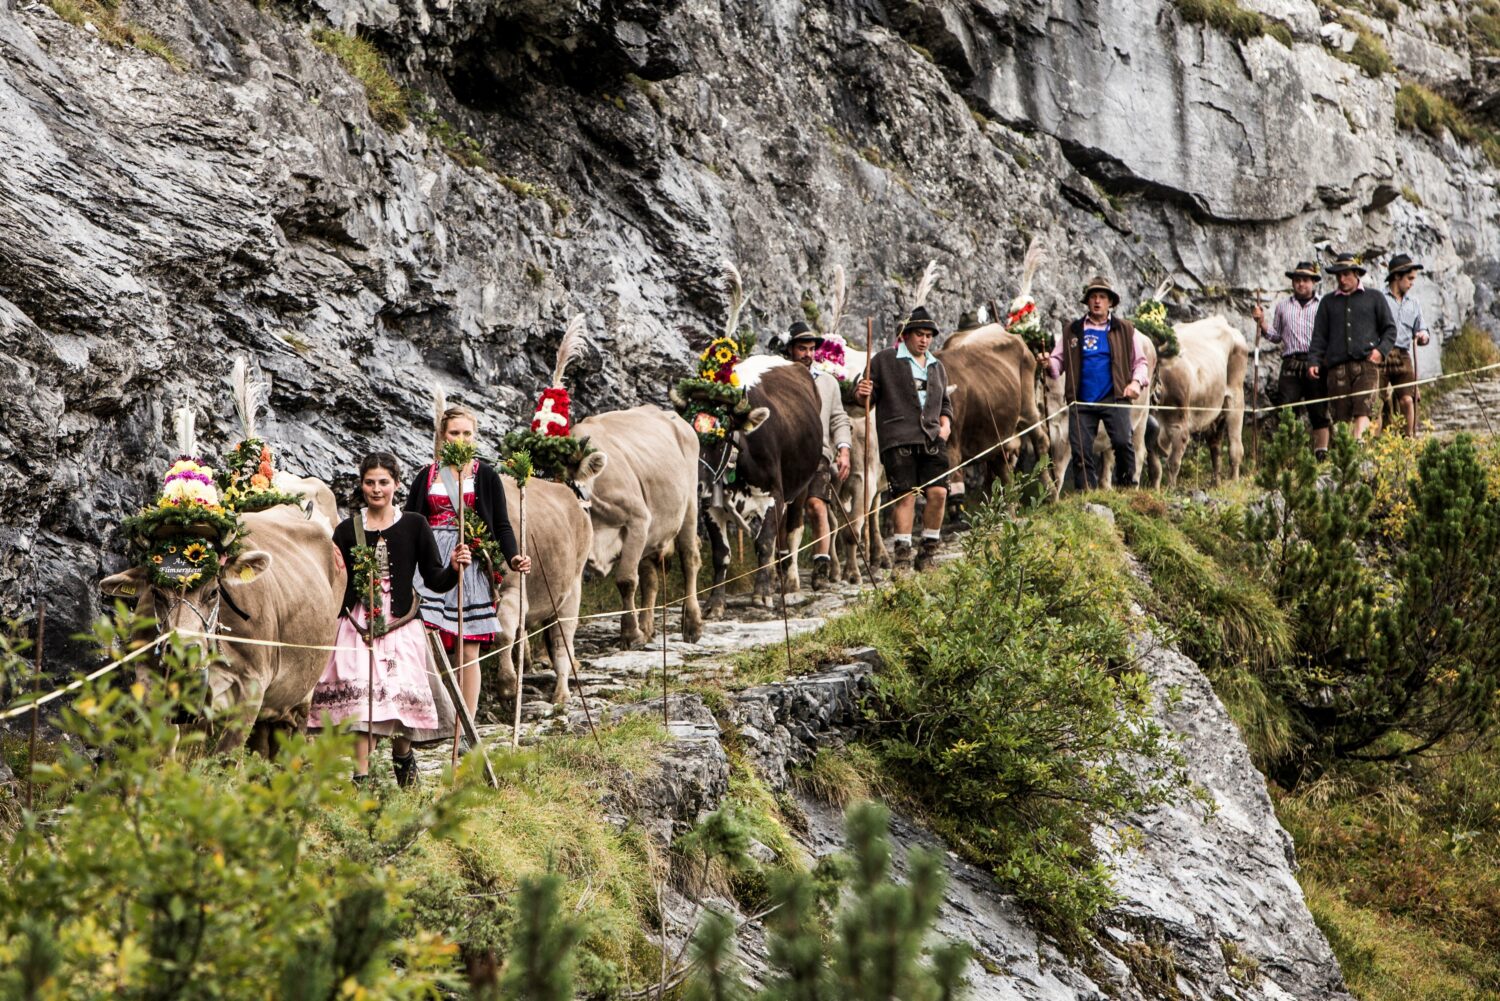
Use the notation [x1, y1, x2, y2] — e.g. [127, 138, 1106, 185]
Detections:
[866, 347, 954, 449]
[334, 512, 458, 619]
[404, 460, 519, 563]
[1308, 286, 1398, 369]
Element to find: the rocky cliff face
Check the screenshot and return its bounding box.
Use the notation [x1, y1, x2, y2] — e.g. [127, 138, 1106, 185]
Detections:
[0, 0, 1493, 637]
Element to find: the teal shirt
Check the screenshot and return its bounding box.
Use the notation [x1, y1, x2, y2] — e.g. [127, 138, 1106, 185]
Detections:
[896, 342, 934, 407]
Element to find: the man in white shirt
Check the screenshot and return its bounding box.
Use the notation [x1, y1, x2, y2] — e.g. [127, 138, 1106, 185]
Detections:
[783, 322, 852, 588]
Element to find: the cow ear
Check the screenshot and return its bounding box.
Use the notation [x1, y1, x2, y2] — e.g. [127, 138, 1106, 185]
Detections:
[100, 566, 148, 597]
[576, 450, 608, 484]
[741, 406, 771, 434]
[224, 550, 273, 586]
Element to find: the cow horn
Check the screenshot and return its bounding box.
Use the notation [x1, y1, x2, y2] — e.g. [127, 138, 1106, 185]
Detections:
[669, 384, 688, 411]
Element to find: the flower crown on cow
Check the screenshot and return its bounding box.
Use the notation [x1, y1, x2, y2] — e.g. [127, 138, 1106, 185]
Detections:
[216, 359, 302, 513]
[671, 263, 757, 446]
[120, 406, 245, 592]
[1130, 278, 1180, 358]
[1005, 238, 1051, 354]
[496, 314, 600, 483]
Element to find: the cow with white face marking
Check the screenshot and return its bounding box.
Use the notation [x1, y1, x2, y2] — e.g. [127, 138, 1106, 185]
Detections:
[571, 405, 704, 647]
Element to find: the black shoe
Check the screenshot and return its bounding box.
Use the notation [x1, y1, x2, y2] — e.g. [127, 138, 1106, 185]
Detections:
[392, 750, 419, 789]
[352, 773, 372, 789]
[1314, 448, 1329, 462]
[811, 556, 832, 589]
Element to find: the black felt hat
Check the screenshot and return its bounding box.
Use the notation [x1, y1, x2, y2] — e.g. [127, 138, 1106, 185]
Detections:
[899, 305, 940, 336]
[1079, 275, 1121, 307]
[1284, 261, 1321, 280]
[1385, 254, 1424, 282]
[1326, 252, 1367, 276]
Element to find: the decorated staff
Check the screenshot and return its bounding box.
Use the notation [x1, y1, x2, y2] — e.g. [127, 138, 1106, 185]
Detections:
[505, 450, 534, 751]
[498, 315, 599, 483]
[311, 452, 469, 787]
[406, 395, 530, 746]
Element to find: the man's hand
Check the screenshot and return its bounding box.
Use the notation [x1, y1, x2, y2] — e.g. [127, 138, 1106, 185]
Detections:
[509, 553, 532, 574]
[856, 378, 873, 400]
[452, 544, 472, 570]
[1308, 365, 1320, 379]
[835, 447, 851, 483]
[1123, 380, 1141, 400]
[938, 417, 951, 442]
[1418, 330, 1431, 346]
[1369, 348, 1383, 365]
[1251, 303, 1265, 330]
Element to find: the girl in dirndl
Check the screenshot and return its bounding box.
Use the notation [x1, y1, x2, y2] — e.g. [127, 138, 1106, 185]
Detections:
[312, 452, 470, 786]
[406, 404, 531, 724]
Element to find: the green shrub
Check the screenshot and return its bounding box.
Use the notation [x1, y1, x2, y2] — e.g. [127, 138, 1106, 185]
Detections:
[864, 501, 1193, 932]
[1247, 422, 1500, 780]
[1443, 322, 1500, 375]
[1172, 0, 1294, 47]
[311, 28, 408, 130]
[1334, 16, 1395, 76]
[1395, 83, 1500, 166]
[680, 801, 970, 1001]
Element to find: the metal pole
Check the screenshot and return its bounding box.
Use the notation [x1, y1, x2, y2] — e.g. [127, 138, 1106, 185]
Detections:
[534, 550, 601, 750]
[25, 603, 44, 812]
[511, 485, 528, 751]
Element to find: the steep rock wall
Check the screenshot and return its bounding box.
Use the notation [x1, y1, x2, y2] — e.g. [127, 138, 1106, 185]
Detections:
[2, 0, 1496, 641]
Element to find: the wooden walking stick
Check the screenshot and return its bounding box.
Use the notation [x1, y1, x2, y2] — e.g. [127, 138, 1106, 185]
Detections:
[861, 315, 876, 569]
[1252, 288, 1264, 470]
[509, 451, 533, 751]
[427, 634, 500, 788]
[450, 455, 468, 768]
[25, 602, 43, 813]
[534, 550, 601, 750]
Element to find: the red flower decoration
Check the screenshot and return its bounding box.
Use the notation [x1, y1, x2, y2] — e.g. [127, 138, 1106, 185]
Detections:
[531, 387, 573, 437]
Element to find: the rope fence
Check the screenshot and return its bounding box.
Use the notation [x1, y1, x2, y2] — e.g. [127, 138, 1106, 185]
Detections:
[5, 356, 1500, 722]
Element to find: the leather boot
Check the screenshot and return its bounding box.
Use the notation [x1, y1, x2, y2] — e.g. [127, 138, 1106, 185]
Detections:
[892, 540, 914, 573]
[914, 537, 941, 572]
[811, 556, 832, 589]
[392, 749, 419, 789]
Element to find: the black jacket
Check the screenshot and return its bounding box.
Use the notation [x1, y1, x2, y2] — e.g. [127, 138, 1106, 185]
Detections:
[1308, 286, 1398, 369]
[866, 347, 954, 449]
[334, 512, 457, 619]
[405, 460, 519, 563]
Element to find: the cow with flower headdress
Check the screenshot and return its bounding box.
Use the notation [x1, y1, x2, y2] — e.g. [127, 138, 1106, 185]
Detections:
[672, 262, 821, 612]
[99, 392, 342, 754]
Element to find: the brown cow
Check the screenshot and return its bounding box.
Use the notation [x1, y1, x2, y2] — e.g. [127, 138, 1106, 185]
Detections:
[938, 325, 1052, 498]
[571, 405, 703, 647]
[697, 357, 821, 614]
[99, 501, 343, 752]
[1151, 316, 1250, 487]
[491, 470, 600, 705]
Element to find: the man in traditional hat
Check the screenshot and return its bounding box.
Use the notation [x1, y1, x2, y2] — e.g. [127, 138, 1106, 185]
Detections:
[856, 305, 953, 572]
[1044, 276, 1146, 490]
[1253, 261, 1331, 459]
[1308, 253, 1398, 440]
[782, 320, 853, 588]
[1382, 254, 1431, 437]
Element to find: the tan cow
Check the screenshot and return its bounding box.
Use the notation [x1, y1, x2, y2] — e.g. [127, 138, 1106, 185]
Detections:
[1151, 316, 1250, 487]
[1043, 333, 1158, 490]
[492, 474, 596, 704]
[99, 501, 343, 753]
[832, 406, 888, 581]
[571, 406, 703, 647]
[938, 325, 1052, 498]
[271, 471, 337, 533]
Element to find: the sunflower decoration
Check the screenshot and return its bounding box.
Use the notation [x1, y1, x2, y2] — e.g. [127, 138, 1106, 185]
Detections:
[121, 405, 246, 591]
[672, 262, 758, 446]
[1131, 279, 1180, 359]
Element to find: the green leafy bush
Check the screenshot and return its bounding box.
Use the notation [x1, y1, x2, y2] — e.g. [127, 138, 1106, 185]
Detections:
[1171, 0, 1294, 46]
[864, 502, 1192, 932]
[1247, 422, 1500, 780]
[310, 28, 408, 130]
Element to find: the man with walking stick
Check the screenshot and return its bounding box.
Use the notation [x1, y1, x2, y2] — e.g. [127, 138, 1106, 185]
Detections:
[1382, 254, 1432, 437]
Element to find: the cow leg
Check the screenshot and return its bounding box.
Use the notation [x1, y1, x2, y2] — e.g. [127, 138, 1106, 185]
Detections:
[1208, 434, 1223, 484]
[493, 581, 521, 699]
[753, 502, 779, 605]
[550, 580, 584, 705]
[782, 495, 805, 593]
[638, 556, 661, 645]
[1165, 424, 1191, 488]
[1227, 403, 1245, 481]
[703, 511, 730, 620]
[610, 516, 653, 647]
[676, 507, 704, 643]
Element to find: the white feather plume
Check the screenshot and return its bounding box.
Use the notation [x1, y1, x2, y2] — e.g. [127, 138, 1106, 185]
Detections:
[431, 383, 448, 438]
[1151, 276, 1175, 303]
[551, 314, 586, 387]
[825, 265, 848, 336]
[230, 356, 268, 442]
[173, 403, 196, 457]
[911, 259, 940, 309]
[720, 260, 748, 340]
[1017, 237, 1045, 301]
